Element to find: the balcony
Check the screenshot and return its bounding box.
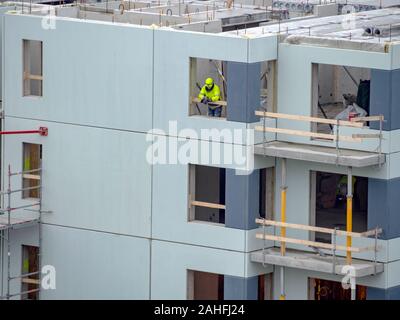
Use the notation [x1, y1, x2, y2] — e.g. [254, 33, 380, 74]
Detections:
[254, 111, 385, 167]
[251, 218, 384, 278]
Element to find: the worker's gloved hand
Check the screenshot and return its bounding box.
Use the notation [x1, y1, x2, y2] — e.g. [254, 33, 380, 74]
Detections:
[201, 97, 209, 104]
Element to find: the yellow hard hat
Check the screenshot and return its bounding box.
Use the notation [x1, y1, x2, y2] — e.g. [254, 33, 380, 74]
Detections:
[205, 78, 214, 86]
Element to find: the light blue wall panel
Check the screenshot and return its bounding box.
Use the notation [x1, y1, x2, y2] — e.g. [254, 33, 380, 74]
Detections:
[40, 224, 150, 299]
[4, 14, 153, 133]
[390, 43, 400, 70]
[2, 117, 152, 237]
[0, 6, 16, 100]
[247, 35, 278, 63]
[151, 240, 247, 299]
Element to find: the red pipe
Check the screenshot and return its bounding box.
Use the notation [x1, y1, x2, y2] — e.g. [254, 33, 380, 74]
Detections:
[0, 127, 48, 136]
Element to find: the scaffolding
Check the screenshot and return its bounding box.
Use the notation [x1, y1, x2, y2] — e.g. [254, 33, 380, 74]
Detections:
[254, 111, 385, 300]
[0, 164, 43, 300]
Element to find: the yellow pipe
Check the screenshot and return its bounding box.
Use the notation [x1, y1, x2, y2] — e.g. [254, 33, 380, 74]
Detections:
[346, 196, 353, 264]
[280, 158, 287, 301]
[280, 188, 286, 256]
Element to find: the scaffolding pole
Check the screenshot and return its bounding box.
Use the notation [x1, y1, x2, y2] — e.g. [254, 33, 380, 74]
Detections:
[280, 158, 287, 300]
[37, 160, 43, 300]
[346, 166, 355, 300]
[346, 166, 353, 266]
[6, 165, 11, 300]
[0, 164, 42, 300]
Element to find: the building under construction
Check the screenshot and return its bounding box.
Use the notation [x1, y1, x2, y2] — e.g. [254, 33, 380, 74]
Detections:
[0, 0, 400, 300]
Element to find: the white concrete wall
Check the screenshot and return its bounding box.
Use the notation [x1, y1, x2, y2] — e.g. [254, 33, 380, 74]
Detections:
[4, 14, 154, 133]
[40, 224, 151, 299]
[2, 117, 152, 237]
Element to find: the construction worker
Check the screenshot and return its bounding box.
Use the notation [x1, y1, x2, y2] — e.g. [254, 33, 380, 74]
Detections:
[198, 77, 222, 117]
[336, 175, 356, 207]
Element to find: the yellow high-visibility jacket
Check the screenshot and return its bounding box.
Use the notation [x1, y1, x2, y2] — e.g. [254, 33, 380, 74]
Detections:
[336, 176, 356, 196]
[198, 84, 221, 103]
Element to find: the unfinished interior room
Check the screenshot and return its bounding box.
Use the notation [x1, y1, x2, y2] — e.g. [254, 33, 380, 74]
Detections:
[0, 0, 400, 302]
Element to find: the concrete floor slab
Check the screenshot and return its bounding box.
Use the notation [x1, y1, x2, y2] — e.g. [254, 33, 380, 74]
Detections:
[251, 247, 384, 277]
[0, 216, 39, 231]
[254, 141, 385, 167]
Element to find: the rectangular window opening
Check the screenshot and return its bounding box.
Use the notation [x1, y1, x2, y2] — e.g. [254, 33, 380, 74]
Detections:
[259, 167, 275, 220]
[187, 270, 224, 300]
[311, 171, 368, 243]
[260, 60, 277, 113]
[258, 273, 274, 300]
[308, 277, 366, 300]
[311, 63, 371, 136]
[21, 245, 39, 300]
[189, 57, 227, 119]
[188, 164, 225, 225]
[189, 58, 276, 119]
[23, 39, 43, 97]
[22, 143, 42, 199]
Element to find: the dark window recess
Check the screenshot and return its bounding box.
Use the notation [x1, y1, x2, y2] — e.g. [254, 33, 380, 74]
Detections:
[189, 165, 226, 224]
[311, 278, 366, 300]
[22, 143, 42, 199]
[315, 171, 368, 243]
[21, 245, 39, 300]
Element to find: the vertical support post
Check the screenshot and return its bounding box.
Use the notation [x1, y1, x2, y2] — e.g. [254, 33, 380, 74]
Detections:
[37, 161, 43, 300]
[331, 227, 337, 274]
[374, 226, 378, 274]
[335, 120, 340, 165]
[6, 165, 11, 300]
[280, 158, 287, 300]
[262, 220, 266, 267]
[351, 279, 356, 301]
[281, 158, 287, 255]
[379, 115, 383, 167]
[346, 166, 353, 265]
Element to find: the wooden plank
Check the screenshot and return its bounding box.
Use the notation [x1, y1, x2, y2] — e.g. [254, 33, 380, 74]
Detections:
[351, 116, 384, 122]
[255, 218, 365, 238]
[191, 97, 227, 107]
[21, 278, 40, 285]
[191, 200, 226, 210]
[255, 111, 364, 128]
[352, 134, 381, 139]
[22, 174, 40, 180]
[255, 233, 361, 252]
[24, 73, 43, 81]
[254, 126, 362, 143]
[361, 228, 383, 237]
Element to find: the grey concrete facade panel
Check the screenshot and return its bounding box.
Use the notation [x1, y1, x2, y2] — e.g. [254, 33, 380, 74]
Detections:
[225, 169, 260, 230]
[370, 68, 400, 131]
[224, 275, 258, 300]
[227, 62, 261, 123]
[367, 285, 400, 300]
[368, 177, 400, 240]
